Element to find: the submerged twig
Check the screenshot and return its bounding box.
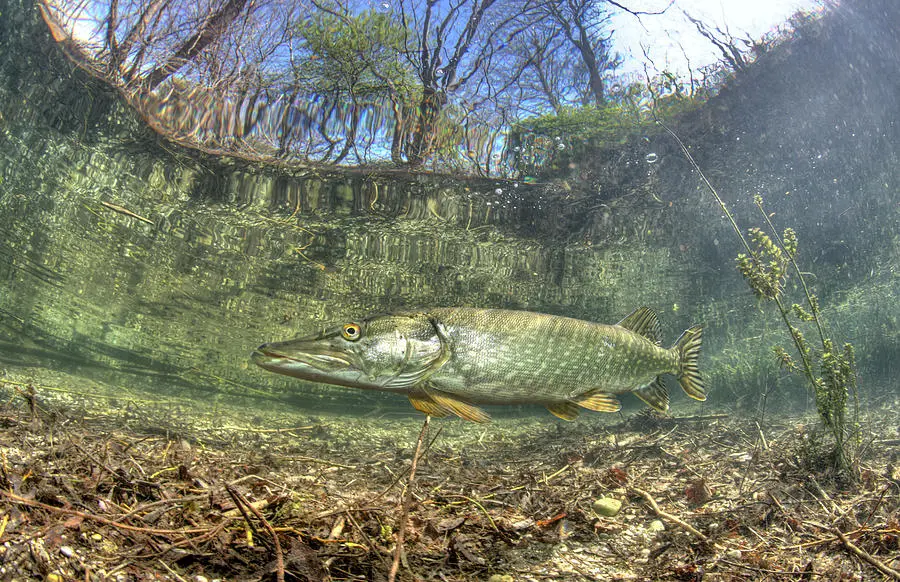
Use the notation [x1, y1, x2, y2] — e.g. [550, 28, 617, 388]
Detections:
[387, 415, 430, 582]
[0, 489, 215, 535]
[833, 527, 900, 580]
[101, 201, 154, 225]
[227, 484, 284, 582]
[631, 487, 713, 545]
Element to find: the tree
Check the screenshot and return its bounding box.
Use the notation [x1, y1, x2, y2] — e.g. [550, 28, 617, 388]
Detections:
[143, 0, 249, 89]
[542, 0, 620, 107]
[293, 6, 416, 163]
[395, 0, 542, 167]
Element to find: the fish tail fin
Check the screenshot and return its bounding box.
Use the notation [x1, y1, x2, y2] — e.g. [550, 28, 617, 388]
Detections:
[674, 325, 705, 401]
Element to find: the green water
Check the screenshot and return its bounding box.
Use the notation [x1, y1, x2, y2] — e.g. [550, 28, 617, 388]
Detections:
[0, 0, 898, 429]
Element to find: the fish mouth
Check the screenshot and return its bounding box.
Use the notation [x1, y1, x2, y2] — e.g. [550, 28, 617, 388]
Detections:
[253, 342, 353, 372]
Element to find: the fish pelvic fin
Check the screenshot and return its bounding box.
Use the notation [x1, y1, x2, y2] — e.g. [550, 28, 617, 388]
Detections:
[411, 385, 490, 423]
[634, 378, 669, 412]
[617, 306, 662, 345]
[408, 390, 452, 418]
[546, 401, 580, 421]
[430, 391, 490, 423]
[573, 390, 621, 413]
[674, 325, 705, 401]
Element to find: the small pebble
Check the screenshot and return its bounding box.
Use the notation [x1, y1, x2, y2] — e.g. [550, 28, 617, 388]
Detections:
[194, 576, 209, 582]
[60, 545, 74, 558]
[648, 520, 665, 533]
[592, 497, 622, 517]
[726, 549, 742, 560]
[91, 533, 103, 542]
[46, 574, 64, 582]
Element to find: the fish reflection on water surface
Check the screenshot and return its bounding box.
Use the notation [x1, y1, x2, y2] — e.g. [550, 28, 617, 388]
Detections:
[252, 307, 705, 422]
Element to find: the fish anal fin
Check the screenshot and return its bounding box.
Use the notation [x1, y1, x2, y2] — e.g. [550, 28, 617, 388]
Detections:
[546, 401, 580, 421]
[574, 390, 621, 413]
[426, 388, 491, 423]
[408, 390, 451, 418]
[617, 307, 662, 345]
[634, 377, 670, 412]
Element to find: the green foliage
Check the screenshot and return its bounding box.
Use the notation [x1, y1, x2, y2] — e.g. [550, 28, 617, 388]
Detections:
[735, 197, 859, 473]
[295, 8, 417, 101]
[514, 103, 644, 144]
[508, 79, 709, 177]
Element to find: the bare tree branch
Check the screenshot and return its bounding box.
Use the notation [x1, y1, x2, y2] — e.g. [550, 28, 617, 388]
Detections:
[144, 0, 249, 89]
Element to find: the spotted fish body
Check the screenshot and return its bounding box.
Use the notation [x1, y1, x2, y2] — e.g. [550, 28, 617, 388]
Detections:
[252, 307, 705, 422]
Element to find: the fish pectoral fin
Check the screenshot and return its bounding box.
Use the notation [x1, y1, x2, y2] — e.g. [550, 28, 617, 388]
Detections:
[573, 390, 621, 413]
[634, 378, 670, 412]
[616, 306, 662, 345]
[546, 401, 580, 421]
[423, 387, 491, 423]
[408, 390, 452, 418]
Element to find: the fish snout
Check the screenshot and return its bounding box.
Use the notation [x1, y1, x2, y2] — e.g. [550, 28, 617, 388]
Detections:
[252, 343, 277, 362]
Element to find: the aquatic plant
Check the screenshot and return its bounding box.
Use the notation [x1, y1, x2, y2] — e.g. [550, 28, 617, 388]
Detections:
[735, 196, 859, 472]
[661, 124, 860, 475]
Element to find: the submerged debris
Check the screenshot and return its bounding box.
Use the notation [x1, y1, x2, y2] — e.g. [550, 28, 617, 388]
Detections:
[0, 381, 898, 581]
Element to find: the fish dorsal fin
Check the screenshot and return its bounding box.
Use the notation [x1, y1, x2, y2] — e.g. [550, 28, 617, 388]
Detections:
[634, 377, 670, 412]
[417, 386, 490, 423]
[574, 390, 621, 412]
[546, 401, 580, 421]
[617, 307, 662, 345]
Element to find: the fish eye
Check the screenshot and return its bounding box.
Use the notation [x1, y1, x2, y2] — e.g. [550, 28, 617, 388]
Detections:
[341, 323, 362, 341]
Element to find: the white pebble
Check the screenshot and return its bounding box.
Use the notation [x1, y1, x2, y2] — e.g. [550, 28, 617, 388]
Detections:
[59, 546, 74, 558]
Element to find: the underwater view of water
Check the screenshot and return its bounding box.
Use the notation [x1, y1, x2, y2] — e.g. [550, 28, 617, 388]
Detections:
[0, 0, 898, 579]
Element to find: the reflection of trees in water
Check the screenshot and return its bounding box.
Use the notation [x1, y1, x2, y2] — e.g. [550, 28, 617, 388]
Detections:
[38, 0, 739, 175]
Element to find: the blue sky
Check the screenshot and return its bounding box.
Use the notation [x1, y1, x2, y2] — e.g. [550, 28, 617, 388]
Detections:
[63, 0, 826, 84]
[611, 0, 824, 79]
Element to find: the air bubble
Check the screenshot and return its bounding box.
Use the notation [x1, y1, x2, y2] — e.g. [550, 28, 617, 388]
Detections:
[645, 152, 658, 163]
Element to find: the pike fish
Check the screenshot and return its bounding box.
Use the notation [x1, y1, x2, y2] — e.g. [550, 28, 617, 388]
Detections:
[252, 307, 705, 423]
